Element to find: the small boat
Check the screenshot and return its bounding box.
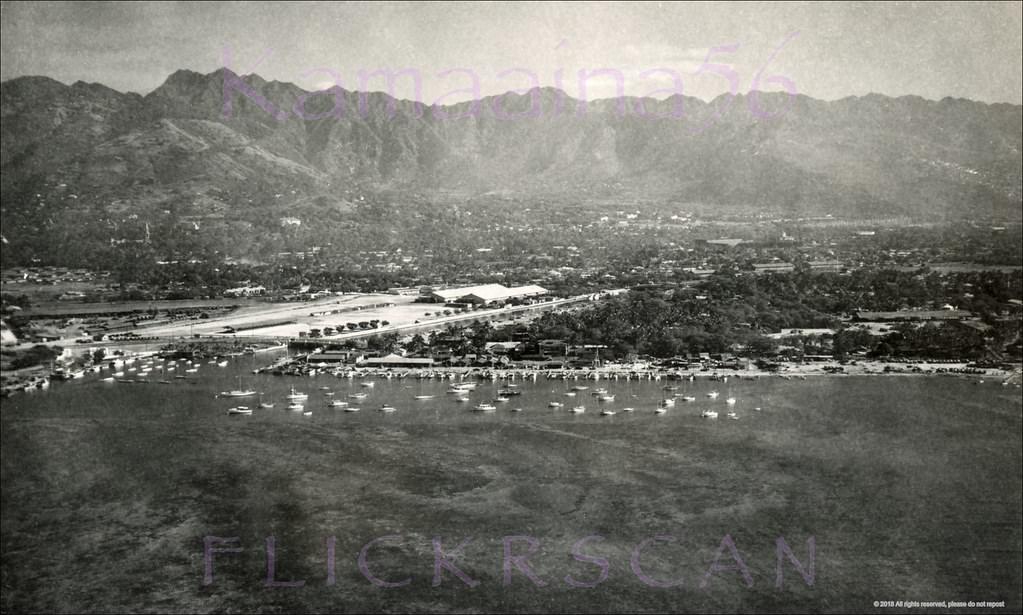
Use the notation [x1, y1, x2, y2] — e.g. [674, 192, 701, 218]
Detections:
[494, 396, 510, 403]
[344, 406, 360, 412]
[220, 389, 257, 397]
[474, 403, 497, 412]
[511, 407, 523, 412]
[707, 391, 719, 399]
[570, 406, 586, 413]
[414, 395, 435, 400]
[726, 397, 737, 405]
[454, 396, 470, 402]
[227, 406, 252, 415]
[288, 403, 304, 411]
[681, 396, 696, 402]
[754, 407, 762, 412]
[349, 392, 368, 400]
[158, 380, 172, 384]
[654, 407, 667, 414]
[324, 391, 334, 397]
[571, 385, 589, 391]
[598, 394, 615, 402]
[329, 400, 348, 408]
[185, 368, 198, 373]
[260, 402, 275, 409]
[101, 377, 115, 382]
[564, 392, 576, 397]
[303, 411, 313, 416]
[286, 387, 309, 401]
[379, 404, 397, 413]
[660, 398, 675, 408]
[218, 361, 229, 367]
[727, 412, 739, 420]
[600, 409, 616, 416]
[361, 382, 375, 388]
[548, 401, 564, 408]
[701, 410, 718, 418]
[623, 407, 635, 412]
[319, 386, 331, 390]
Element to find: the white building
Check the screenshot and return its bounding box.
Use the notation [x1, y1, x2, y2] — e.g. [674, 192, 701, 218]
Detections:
[428, 284, 547, 305]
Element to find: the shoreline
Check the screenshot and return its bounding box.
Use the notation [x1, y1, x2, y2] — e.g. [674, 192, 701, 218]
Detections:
[262, 357, 1023, 385]
[3, 352, 1020, 397]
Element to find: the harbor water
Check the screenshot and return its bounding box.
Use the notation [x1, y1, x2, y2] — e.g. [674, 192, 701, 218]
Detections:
[2, 356, 1021, 613]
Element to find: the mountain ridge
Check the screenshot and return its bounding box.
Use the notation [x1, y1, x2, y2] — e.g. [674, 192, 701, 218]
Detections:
[1, 68, 1020, 265]
[6, 69, 1022, 109]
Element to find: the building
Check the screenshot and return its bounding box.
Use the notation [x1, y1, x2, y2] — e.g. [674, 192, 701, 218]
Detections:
[753, 262, 796, 274]
[854, 310, 973, 322]
[309, 351, 362, 363]
[538, 339, 568, 356]
[460, 285, 547, 305]
[700, 238, 747, 248]
[808, 260, 845, 273]
[768, 328, 837, 339]
[224, 285, 266, 297]
[426, 284, 506, 303]
[426, 284, 547, 305]
[358, 354, 435, 368]
[485, 341, 523, 355]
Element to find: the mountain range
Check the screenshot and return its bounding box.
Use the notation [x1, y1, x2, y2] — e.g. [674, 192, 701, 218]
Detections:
[1, 67, 1021, 263]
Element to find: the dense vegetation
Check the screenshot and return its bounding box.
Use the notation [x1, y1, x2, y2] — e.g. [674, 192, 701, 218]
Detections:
[502, 269, 1023, 360]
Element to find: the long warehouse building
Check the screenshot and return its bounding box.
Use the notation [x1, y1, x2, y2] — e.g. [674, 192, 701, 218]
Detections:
[426, 284, 547, 305]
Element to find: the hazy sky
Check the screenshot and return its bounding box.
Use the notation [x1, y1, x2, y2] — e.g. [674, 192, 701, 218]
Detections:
[2, 1, 1021, 104]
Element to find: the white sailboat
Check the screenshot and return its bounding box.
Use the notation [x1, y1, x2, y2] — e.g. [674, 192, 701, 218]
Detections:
[220, 377, 257, 398]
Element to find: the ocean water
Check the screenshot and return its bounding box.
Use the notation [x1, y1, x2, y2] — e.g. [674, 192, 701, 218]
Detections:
[2, 358, 1021, 613]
